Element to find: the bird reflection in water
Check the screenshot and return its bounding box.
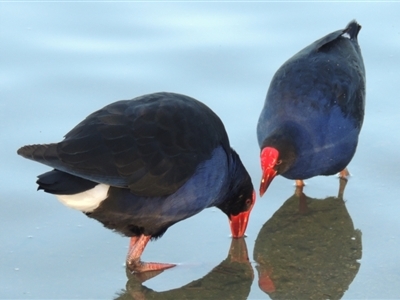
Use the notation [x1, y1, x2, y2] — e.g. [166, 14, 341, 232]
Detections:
[116, 238, 254, 300]
[254, 179, 362, 299]
[297, 175, 348, 214]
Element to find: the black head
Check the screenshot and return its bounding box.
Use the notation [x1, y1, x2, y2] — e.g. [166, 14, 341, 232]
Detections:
[259, 129, 298, 197]
[217, 149, 255, 238]
[261, 135, 297, 175]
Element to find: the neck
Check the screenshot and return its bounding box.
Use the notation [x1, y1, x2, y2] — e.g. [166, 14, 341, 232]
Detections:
[216, 149, 252, 216]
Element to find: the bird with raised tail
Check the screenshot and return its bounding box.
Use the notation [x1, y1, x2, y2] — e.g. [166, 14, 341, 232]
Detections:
[18, 92, 255, 273]
[257, 20, 365, 197]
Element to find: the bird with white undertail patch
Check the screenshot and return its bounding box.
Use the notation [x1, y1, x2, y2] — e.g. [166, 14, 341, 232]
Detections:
[18, 92, 255, 273]
[257, 20, 365, 198]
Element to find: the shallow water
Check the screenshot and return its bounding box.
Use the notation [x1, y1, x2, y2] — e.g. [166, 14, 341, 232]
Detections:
[1, 2, 400, 299]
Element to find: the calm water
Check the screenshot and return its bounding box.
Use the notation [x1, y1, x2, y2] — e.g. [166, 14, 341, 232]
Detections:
[1, 2, 400, 299]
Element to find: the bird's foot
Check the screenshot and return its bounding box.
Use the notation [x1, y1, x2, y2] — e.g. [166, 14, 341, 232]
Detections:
[127, 259, 176, 273]
[126, 235, 176, 274]
[127, 268, 165, 283]
[295, 179, 305, 187]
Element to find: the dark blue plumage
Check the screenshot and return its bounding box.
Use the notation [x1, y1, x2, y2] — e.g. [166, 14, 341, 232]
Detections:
[257, 20, 365, 196]
[87, 146, 242, 238]
[18, 92, 255, 273]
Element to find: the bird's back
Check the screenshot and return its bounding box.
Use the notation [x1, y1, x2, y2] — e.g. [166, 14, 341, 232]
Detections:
[18, 92, 230, 197]
[257, 21, 366, 179]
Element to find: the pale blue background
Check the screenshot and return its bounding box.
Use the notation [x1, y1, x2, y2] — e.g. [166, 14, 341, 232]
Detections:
[1, 1, 399, 299]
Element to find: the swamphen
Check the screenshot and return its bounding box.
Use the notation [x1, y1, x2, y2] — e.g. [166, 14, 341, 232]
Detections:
[18, 92, 255, 273]
[257, 20, 365, 196]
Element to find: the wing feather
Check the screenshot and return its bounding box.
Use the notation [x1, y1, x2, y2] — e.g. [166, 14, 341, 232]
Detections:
[18, 92, 230, 197]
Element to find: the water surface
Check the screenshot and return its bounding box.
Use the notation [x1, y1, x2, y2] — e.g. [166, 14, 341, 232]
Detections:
[1, 2, 400, 299]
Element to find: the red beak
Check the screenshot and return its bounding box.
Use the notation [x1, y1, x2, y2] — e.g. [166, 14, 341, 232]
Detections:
[229, 191, 256, 238]
[230, 210, 251, 238]
[259, 147, 279, 197]
[260, 168, 277, 197]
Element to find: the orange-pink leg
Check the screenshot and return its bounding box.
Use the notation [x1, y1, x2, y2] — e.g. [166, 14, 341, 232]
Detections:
[338, 168, 349, 199]
[126, 235, 176, 273]
[295, 179, 305, 187]
[339, 168, 350, 179]
[128, 236, 139, 253]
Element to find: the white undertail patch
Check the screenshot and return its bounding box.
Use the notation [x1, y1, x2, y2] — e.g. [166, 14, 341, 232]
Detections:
[55, 184, 110, 213]
[342, 32, 351, 39]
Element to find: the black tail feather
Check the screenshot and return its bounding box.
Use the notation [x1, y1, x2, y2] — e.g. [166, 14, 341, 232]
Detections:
[17, 143, 58, 162]
[344, 20, 361, 40]
[37, 170, 98, 195]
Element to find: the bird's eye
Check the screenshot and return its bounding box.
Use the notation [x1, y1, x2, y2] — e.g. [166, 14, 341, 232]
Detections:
[276, 159, 282, 165]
